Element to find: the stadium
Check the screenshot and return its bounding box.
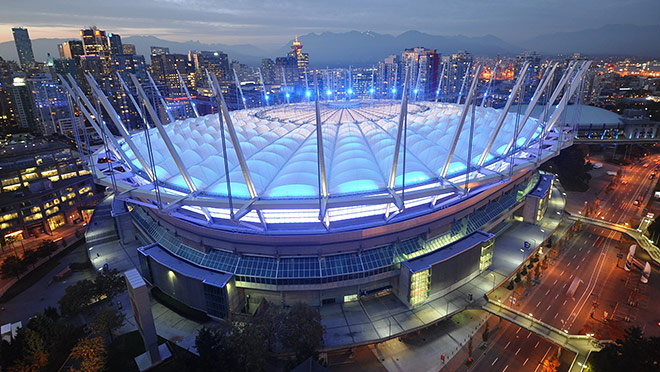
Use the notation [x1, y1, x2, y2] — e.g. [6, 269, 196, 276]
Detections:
[80, 61, 589, 320]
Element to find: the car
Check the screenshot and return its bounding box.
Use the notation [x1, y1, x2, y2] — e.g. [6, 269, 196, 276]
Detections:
[633, 200, 640, 206]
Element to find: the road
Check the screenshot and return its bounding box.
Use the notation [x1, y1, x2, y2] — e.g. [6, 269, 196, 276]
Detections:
[472, 154, 660, 371]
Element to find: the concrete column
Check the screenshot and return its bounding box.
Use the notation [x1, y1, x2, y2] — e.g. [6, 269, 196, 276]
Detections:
[112, 199, 136, 244]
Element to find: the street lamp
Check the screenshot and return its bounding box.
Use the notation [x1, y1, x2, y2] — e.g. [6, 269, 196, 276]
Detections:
[529, 313, 534, 328]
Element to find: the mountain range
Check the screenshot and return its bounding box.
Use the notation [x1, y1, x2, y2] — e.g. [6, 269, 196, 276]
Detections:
[0, 24, 658, 67]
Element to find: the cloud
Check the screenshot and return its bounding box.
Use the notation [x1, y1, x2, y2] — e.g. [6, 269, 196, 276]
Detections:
[0, 0, 659, 48]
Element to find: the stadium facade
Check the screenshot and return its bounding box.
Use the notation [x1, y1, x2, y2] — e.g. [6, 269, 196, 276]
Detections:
[72, 60, 591, 320]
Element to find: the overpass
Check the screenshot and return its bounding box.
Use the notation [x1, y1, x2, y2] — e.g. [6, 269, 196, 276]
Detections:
[566, 213, 660, 265]
[482, 299, 604, 372]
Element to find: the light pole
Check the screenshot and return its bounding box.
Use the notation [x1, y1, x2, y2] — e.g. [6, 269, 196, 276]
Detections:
[529, 313, 534, 328]
[490, 272, 496, 290]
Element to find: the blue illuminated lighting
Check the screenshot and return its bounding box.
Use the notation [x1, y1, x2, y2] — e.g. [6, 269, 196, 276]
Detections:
[242, 97, 246, 101]
[392, 88, 397, 93]
[265, 95, 269, 100]
[347, 88, 354, 95]
[326, 90, 332, 96]
[413, 89, 418, 94]
[285, 93, 290, 98]
[369, 88, 375, 94]
[305, 90, 311, 97]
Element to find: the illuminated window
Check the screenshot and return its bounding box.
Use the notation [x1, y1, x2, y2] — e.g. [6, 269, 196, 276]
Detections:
[24, 213, 43, 222]
[343, 294, 358, 303]
[409, 269, 431, 306]
[0, 212, 18, 222]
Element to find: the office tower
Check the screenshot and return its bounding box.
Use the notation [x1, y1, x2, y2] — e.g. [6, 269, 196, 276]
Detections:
[0, 58, 17, 132]
[376, 55, 401, 98]
[150, 54, 190, 96]
[52, 59, 78, 79]
[446, 51, 473, 99]
[80, 27, 109, 56]
[27, 74, 80, 137]
[122, 44, 137, 56]
[401, 47, 439, 100]
[58, 40, 84, 60]
[261, 58, 275, 85]
[12, 28, 35, 69]
[274, 56, 299, 86]
[10, 76, 37, 131]
[287, 36, 309, 81]
[189, 50, 230, 86]
[150, 46, 170, 57]
[113, 54, 147, 81]
[107, 33, 123, 56]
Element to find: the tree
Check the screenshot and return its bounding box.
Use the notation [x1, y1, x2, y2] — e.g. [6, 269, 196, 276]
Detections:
[542, 355, 560, 372]
[70, 336, 106, 372]
[467, 336, 473, 356]
[279, 302, 324, 364]
[58, 279, 96, 316]
[90, 309, 125, 341]
[37, 241, 55, 258]
[7, 328, 48, 372]
[482, 322, 490, 343]
[22, 249, 40, 269]
[589, 326, 660, 372]
[195, 327, 223, 372]
[94, 268, 125, 302]
[43, 306, 59, 321]
[1, 255, 26, 280]
[254, 300, 283, 352]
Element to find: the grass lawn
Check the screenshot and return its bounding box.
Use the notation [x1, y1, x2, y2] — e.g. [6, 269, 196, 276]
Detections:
[107, 330, 198, 372]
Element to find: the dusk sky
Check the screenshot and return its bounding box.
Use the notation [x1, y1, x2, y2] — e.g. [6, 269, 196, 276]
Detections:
[2, 0, 659, 48]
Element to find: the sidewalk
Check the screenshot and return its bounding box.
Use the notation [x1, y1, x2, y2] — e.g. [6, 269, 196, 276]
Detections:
[0, 224, 88, 298]
[86, 194, 210, 354]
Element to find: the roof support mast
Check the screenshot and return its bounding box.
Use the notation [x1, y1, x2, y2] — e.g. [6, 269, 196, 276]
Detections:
[481, 59, 500, 107]
[530, 61, 591, 146]
[440, 64, 482, 179]
[176, 70, 199, 118]
[456, 62, 471, 104]
[500, 62, 559, 156]
[209, 72, 259, 221]
[233, 68, 247, 110]
[387, 66, 410, 211]
[476, 62, 530, 168]
[435, 62, 446, 103]
[84, 73, 156, 182]
[146, 70, 175, 123]
[314, 76, 329, 224]
[115, 72, 144, 120]
[129, 74, 198, 194]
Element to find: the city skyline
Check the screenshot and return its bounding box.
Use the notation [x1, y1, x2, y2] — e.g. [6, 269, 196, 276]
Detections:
[1, 0, 660, 48]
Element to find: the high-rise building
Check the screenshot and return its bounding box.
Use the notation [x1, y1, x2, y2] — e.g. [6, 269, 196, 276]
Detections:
[260, 58, 275, 85]
[516, 51, 542, 101]
[12, 28, 35, 70]
[107, 33, 123, 56]
[27, 73, 80, 137]
[274, 56, 299, 86]
[0, 57, 17, 132]
[150, 54, 190, 96]
[112, 54, 147, 81]
[287, 36, 309, 81]
[150, 46, 170, 57]
[80, 27, 109, 56]
[58, 40, 84, 60]
[10, 76, 38, 132]
[446, 51, 473, 99]
[122, 44, 137, 56]
[189, 50, 230, 86]
[375, 55, 401, 98]
[401, 47, 440, 100]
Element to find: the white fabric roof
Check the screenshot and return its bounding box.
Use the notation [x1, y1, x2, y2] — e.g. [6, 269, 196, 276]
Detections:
[119, 101, 544, 199]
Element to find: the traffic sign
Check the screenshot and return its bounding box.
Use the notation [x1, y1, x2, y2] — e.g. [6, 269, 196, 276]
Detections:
[524, 241, 530, 249]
